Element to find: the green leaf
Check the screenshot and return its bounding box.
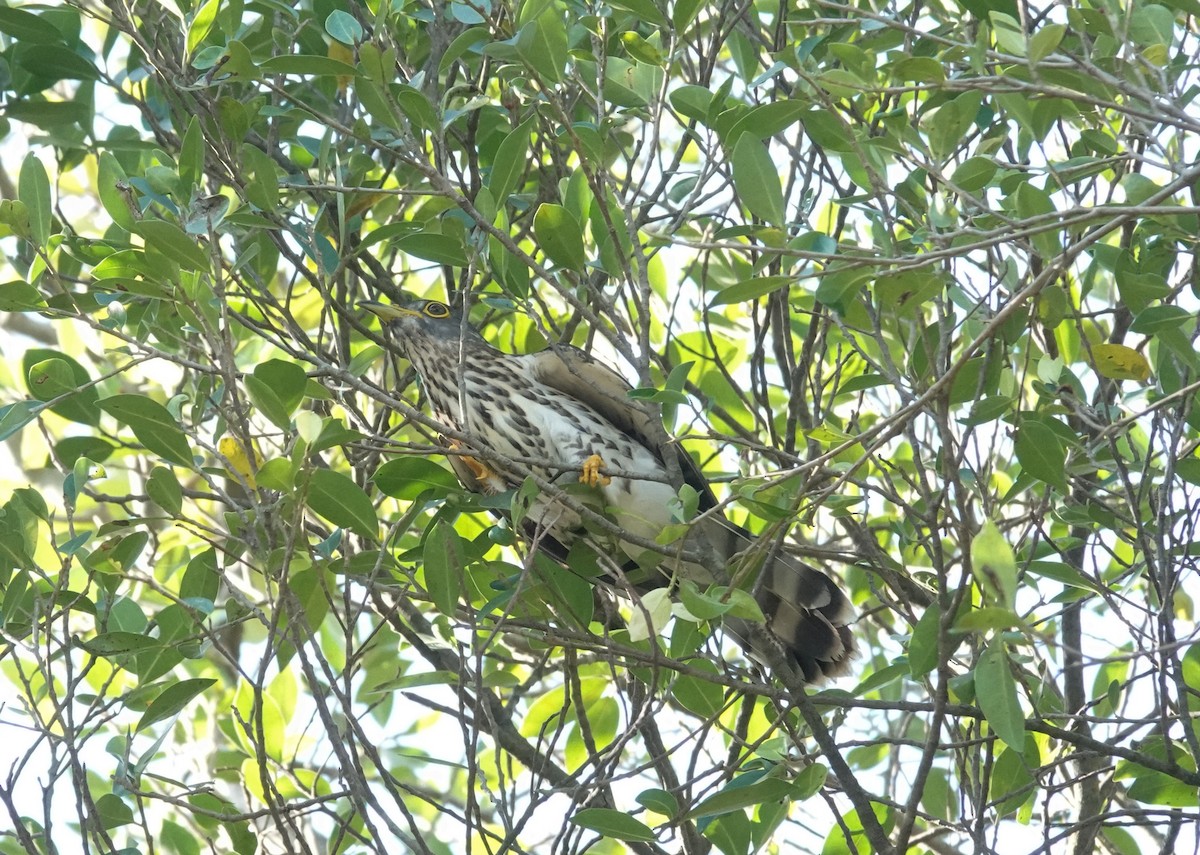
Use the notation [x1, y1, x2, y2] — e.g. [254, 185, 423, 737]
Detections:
[244, 378, 291, 431]
[54, 436, 114, 467]
[147, 466, 184, 516]
[853, 662, 907, 697]
[975, 637, 1025, 753]
[310, 418, 365, 453]
[305, 469, 378, 537]
[536, 551, 596, 627]
[4, 100, 91, 129]
[355, 78, 400, 130]
[1014, 420, 1068, 491]
[394, 85, 437, 130]
[1130, 305, 1192, 334]
[1013, 182, 1061, 259]
[815, 266, 872, 309]
[874, 270, 945, 317]
[257, 55, 359, 77]
[178, 116, 204, 193]
[677, 579, 733, 620]
[98, 394, 194, 467]
[1026, 560, 1104, 594]
[423, 521, 465, 616]
[255, 458, 295, 491]
[635, 788, 680, 819]
[14, 43, 99, 83]
[18, 154, 51, 245]
[180, 548, 220, 603]
[927, 91, 982, 160]
[136, 678, 217, 733]
[919, 767, 956, 821]
[245, 359, 307, 430]
[609, 0, 667, 25]
[887, 56, 945, 83]
[488, 117, 533, 205]
[708, 274, 793, 307]
[1129, 4, 1176, 49]
[1114, 260, 1167, 318]
[373, 457, 460, 500]
[0, 280, 45, 310]
[514, 3, 566, 84]
[394, 232, 469, 266]
[0, 6, 64, 43]
[1127, 771, 1200, 807]
[990, 12, 1027, 56]
[570, 808, 655, 843]
[990, 741, 1037, 816]
[325, 10, 363, 45]
[627, 587, 673, 641]
[78, 631, 161, 656]
[953, 156, 998, 192]
[254, 359, 308, 415]
[0, 199, 32, 240]
[960, 395, 1015, 426]
[620, 31, 666, 65]
[533, 203, 587, 271]
[132, 220, 211, 271]
[969, 520, 1018, 609]
[670, 84, 713, 122]
[732, 134, 784, 225]
[96, 794, 134, 830]
[673, 0, 703, 32]
[97, 151, 135, 231]
[439, 26, 490, 73]
[1029, 23, 1065, 63]
[725, 100, 807, 144]
[801, 109, 853, 151]
[186, 0, 219, 54]
[671, 660, 724, 718]
[908, 605, 941, 678]
[0, 401, 40, 442]
[687, 775, 796, 819]
[26, 358, 77, 402]
[794, 763, 828, 800]
[953, 606, 1022, 633]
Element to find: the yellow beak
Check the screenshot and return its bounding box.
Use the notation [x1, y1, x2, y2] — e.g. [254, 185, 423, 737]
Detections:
[360, 300, 420, 322]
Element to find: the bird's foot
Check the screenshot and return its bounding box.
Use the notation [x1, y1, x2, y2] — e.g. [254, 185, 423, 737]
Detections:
[463, 454, 497, 484]
[579, 454, 611, 487]
[447, 439, 506, 492]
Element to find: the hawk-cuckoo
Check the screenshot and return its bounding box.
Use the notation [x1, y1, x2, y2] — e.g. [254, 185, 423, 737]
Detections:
[365, 297, 854, 681]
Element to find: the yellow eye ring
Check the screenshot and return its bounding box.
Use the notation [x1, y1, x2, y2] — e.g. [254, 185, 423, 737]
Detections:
[424, 301, 450, 318]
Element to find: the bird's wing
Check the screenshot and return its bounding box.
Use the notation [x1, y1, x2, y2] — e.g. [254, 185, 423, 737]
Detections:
[526, 345, 656, 445]
[526, 345, 719, 506]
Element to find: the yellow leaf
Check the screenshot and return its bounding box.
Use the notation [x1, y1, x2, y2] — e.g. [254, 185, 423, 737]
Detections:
[328, 41, 355, 92]
[218, 435, 263, 489]
[1090, 343, 1151, 382]
[344, 191, 392, 222]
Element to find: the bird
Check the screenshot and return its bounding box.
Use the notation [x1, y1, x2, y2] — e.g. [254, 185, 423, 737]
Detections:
[364, 296, 855, 682]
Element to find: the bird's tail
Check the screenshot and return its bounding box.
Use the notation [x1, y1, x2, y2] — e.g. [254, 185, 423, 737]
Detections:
[700, 519, 855, 683]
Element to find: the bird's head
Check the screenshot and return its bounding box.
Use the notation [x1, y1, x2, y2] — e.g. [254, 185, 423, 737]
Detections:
[362, 297, 488, 359]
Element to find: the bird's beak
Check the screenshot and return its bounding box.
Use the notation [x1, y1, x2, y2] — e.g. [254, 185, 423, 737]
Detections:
[361, 300, 418, 322]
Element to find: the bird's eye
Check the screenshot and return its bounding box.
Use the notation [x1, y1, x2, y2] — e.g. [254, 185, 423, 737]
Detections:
[424, 301, 450, 318]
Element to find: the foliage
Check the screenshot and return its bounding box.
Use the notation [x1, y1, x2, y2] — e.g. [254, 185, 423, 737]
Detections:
[1, 0, 1199, 853]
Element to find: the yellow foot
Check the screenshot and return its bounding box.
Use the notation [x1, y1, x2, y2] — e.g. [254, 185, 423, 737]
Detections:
[463, 454, 498, 483]
[448, 439, 506, 493]
[579, 453, 611, 487]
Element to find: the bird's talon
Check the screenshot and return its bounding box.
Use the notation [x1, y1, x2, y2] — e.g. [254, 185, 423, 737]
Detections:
[580, 454, 611, 487]
[464, 455, 496, 483]
[448, 438, 502, 487]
